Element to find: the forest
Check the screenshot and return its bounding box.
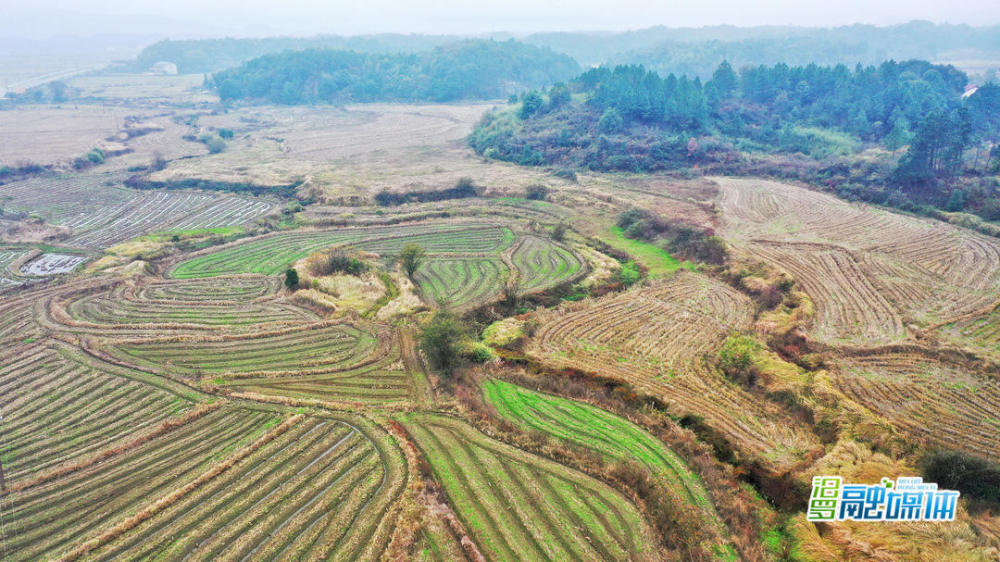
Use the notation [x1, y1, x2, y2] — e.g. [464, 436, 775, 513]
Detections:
[209, 39, 580, 104]
[470, 60, 1000, 220]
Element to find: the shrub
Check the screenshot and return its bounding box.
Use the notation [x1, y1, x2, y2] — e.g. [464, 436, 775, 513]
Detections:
[718, 335, 761, 385]
[86, 148, 105, 164]
[598, 107, 625, 134]
[921, 450, 1000, 506]
[551, 221, 567, 241]
[312, 248, 367, 276]
[618, 261, 640, 286]
[218, 128, 234, 139]
[284, 268, 299, 289]
[525, 184, 549, 200]
[205, 137, 226, 154]
[466, 342, 496, 363]
[553, 168, 577, 182]
[419, 310, 467, 376]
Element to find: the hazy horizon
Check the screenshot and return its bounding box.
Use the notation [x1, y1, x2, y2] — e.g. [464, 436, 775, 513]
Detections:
[3, 0, 1000, 41]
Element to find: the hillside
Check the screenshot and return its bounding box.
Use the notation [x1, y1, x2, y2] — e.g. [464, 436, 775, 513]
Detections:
[209, 39, 580, 104]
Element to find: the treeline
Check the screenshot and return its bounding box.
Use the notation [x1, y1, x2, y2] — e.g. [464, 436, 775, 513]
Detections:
[524, 21, 1000, 76]
[471, 60, 1000, 220]
[125, 22, 1000, 80]
[471, 59, 970, 168]
[209, 40, 580, 104]
[123, 35, 457, 74]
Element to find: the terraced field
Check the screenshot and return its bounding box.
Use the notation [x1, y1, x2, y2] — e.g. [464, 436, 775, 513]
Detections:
[170, 223, 510, 278]
[510, 235, 585, 293]
[81, 414, 407, 562]
[0, 342, 195, 480]
[482, 380, 727, 545]
[0, 249, 27, 288]
[398, 413, 657, 562]
[833, 349, 1000, 461]
[938, 305, 1000, 361]
[714, 176, 1000, 344]
[20, 253, 86, 276]
[64, 277, 316, 329]
[0, 172, 277, 249]
[107, 321, 380, 378]
[171, 221, 585, 311]
[220, 333, 419, 406]
[528, 271, 821, 471]
[0, 173, 137, 230]
[414, 258, 509, 310]
[2, 406, 276, 560]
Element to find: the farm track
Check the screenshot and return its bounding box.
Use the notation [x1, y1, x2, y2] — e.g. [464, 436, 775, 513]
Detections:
[398, 413, 656, 562]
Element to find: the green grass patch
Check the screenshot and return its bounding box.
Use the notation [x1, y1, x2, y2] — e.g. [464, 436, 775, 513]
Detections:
[606, 226, 694, 277]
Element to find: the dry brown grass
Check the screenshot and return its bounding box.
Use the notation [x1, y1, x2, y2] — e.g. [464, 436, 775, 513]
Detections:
[0, 105, 124, 166]
[791, 440, 999, 561]
[714, 176, 1000, 345]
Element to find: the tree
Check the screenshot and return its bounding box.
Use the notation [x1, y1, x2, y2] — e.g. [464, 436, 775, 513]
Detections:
[548, 83, 571, 110]
[885, 115, 912, 152]
[284, 268, 299, 289]
[399, 243, 426, 278]
[598, 107, 625, 134]
[551, 221, 567, 241]
[520, 91, 544, 119]
[418, 310, 466, 376]
[946, 189, 966, 212]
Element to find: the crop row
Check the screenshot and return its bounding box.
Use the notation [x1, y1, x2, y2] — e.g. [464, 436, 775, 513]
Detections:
[0, 343, 193, 481]
[510, 235, 584, 294]
[106, 322, 379, 378]
[2, 406, 277, 560]
[222, 333, 417, 405]
[0, 249, 27, 288]
[66, 280, 316, 328]
[0, 171, 276, 249]
[749, 242, 905, 344]
[398, 413, 655, 562]
[82, 414, 407, 562]
[833, 352, 1000, 461]
[67, 191, 215, 248]
[139, 276, 281, 301]
[169, 222, 511, 278]
[939, 306, 1000, 361]
[0, 172, 137, 229]
[715, 177, 1000, 343]
[414, 258, 508, 311]
[528, 271, 820, 471]
[482, 379, 726, 540]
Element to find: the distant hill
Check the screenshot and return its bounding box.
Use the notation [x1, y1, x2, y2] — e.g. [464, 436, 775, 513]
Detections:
[124, 22, 1000, 81]
[523, 21, 1000, 79]
[124, 34, 461, 74]
[209, 39, 580, 104]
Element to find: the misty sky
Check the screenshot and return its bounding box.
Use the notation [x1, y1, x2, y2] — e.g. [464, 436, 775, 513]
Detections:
[3, 0, 1000, 39]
